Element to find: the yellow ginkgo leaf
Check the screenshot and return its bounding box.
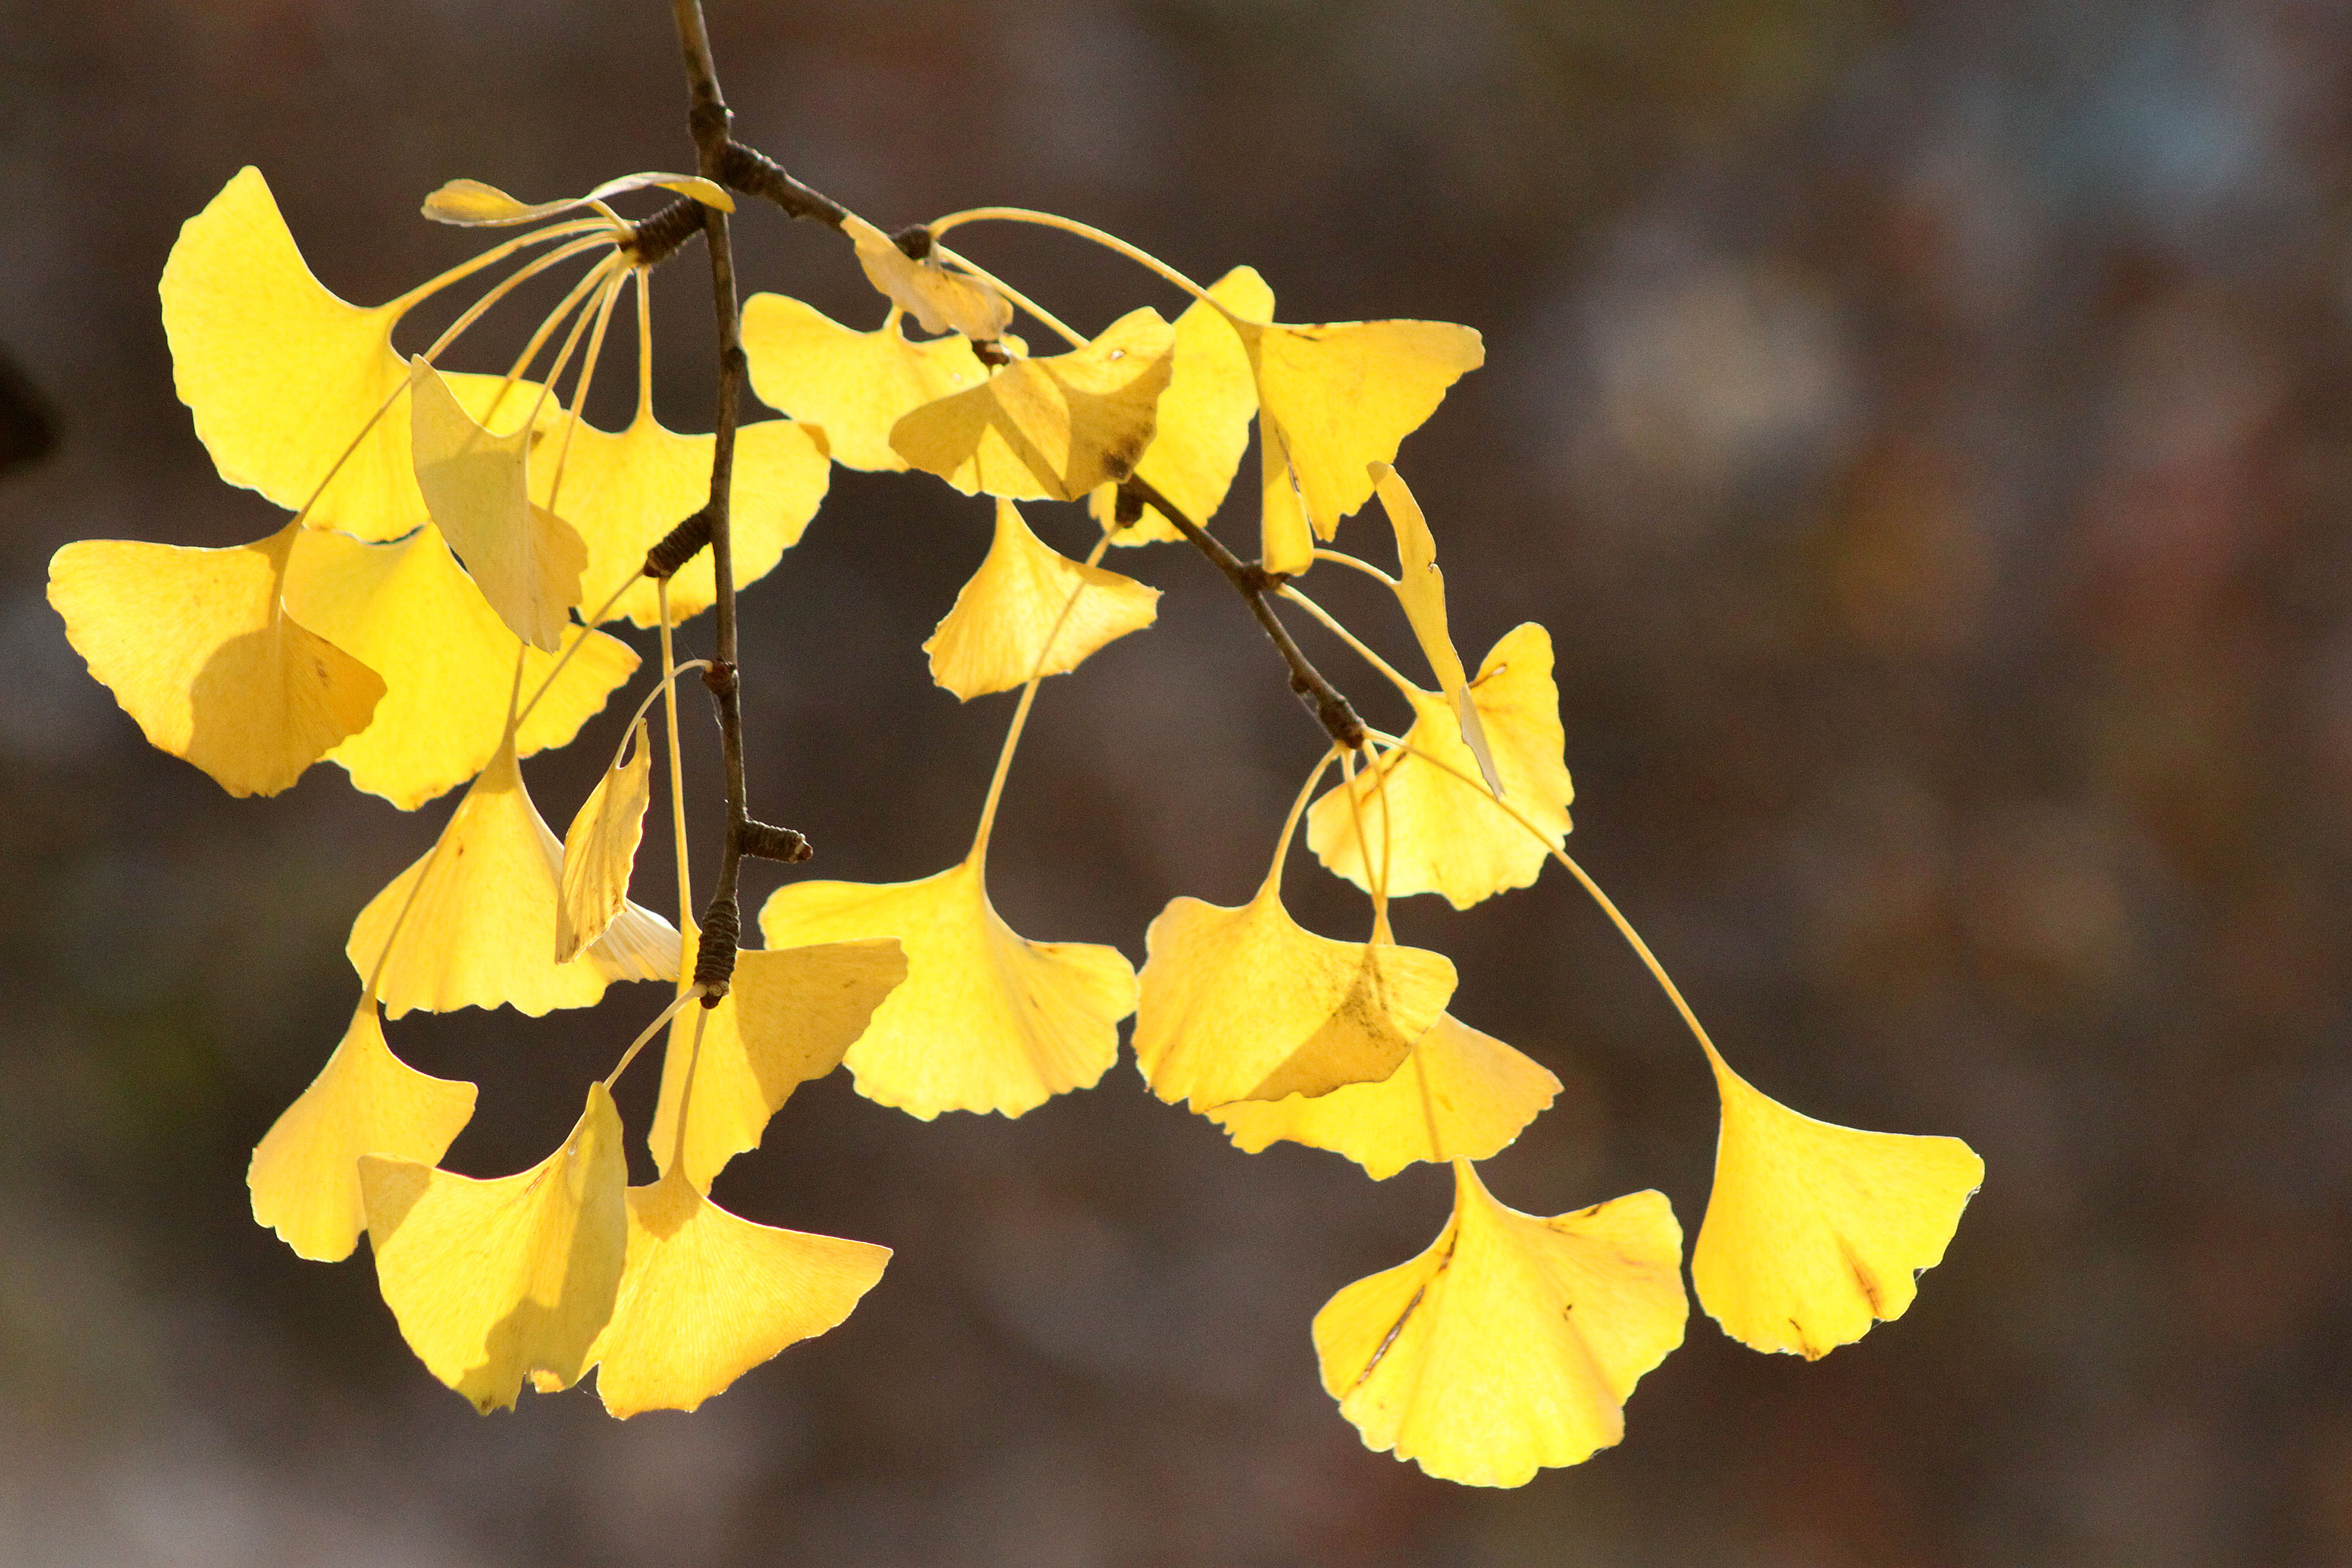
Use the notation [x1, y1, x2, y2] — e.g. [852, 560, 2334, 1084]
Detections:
[409, 357, 587, 651]
[360, 1082, 628, 1413]
[842, 215, 1013, 341]
[1314, 1165, 1687, 1487]
[422, 172, 730, 227]
[1222, 314, 1484, 575]
[346, 734, 680, 1019]
[556, 720, 653, 964]
[1088, 266, 1275, 544]
[539, 410, 830, 628]
[1307, 623, 1573, 909]
[1369, 463, 1500, 793]
[283, 523, 637, 810]
[247, 997, 476, 1262]
[891, 308, 1175, 503]
[758, 857, 1135, 1121]
[162, 166, 420, 539]
[587, 1166, 890, 1418]
[924, 499, 1161, 700]
[47, 521, 385, 798]
[1208, 1012, 1559, 1179]
[740, 295, 991, 472]
[649, 924, 908, 1190]
[1692, 1049, 1983, 1359]
[1133, 884, 1457, 1112]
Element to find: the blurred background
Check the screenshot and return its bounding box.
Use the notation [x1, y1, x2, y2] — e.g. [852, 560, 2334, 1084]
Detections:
[4, 0, 2351, 1563]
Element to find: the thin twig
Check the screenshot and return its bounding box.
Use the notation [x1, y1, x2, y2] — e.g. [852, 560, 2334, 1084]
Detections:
[1119, 475, 1368, 753]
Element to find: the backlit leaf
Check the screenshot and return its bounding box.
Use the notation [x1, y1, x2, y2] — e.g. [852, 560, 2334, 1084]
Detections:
[422, 173, 730, 227]
[360, 1083, 628, 1413]
[740, 295, 990, 472]
[1315, 1166, 1686, 1486]
[1369, 462, 1501, 793]
[556, 719, 653, 964]
[925, 499, 1160, 700]
[843, 215, 1013, 341]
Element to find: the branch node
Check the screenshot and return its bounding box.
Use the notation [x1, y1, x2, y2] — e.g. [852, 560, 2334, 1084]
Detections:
[643, 507, 713, 579]
[626, 197, 706, 268]
[739, 820, 813, 863]
[691, 892, 739, 1001]
[702, 658, 738, 700]
[714, 139, 848, 228]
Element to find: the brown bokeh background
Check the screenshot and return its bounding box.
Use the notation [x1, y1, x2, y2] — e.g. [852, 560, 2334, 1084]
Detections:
[5, 1, 2351, 1563]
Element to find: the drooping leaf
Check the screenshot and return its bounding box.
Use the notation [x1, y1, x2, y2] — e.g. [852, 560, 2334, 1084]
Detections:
[248, 997, 476, 1262]
[740, 295, 991, 472]
[1088, 266, 1275, 543]
[924, 499, 1160, 700]
[408, 357, 587, 651]
[1307, 623, 1573, 909]
[841, 215, 1013, 341]
[649, 924, 908, 1190]
[360, 1082, 628, 1413]
[48, 521, 384, 798]
[758, 858, 1134, 1121]
[1220, 313, 1484, 575]
[1692, 1050, 1983, 1358]
[1315, 1165, 1686, 1486]
[282, 522, 637, 809]
[1133, 884, 1456, 1112]
[346, 734, 679, 1018]
[538, 409, 829, 628]
[1208, 1012, 1559, 1179]
[587, 1166, 889, 1418]
[556, 719, 654, 964]
[891, 308, 1175, 503]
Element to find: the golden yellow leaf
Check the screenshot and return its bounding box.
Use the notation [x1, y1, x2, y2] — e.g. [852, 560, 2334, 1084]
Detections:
[740, 295, 991, 472]
[1088, 266, 1275, 544]
[346, 734, 680, 1019]
[891, 308, 1175, 502]
[422, 172, 730, 227]
[649, 924, 908, 1190]
[1307, 623, 1573, 909]
[758, 857, 1134, 1121]
[47, 521, 385, 798]
[282, 522, 637, 809]
[842, 215, 1013, 340]
[1222, 315, 1484, 575]
[587, 1166, 889, 1418]
[360, 1082, 628, 1413]
[1369, 462, 1500, 793]
[923, 499, 1160, 701]
[162, 166, 420, 539]
[1132, 882, 1456, 1112]
[539, 409, 830, 628]
[247, 997, 476, 1262]
[1692, 1049, 1983, 1358]
[1208, 1012, 1559, 1179]
[1314, 1165, 1686, 1486]
[409, 358, 588, 651]
[556, 720, 653, 964]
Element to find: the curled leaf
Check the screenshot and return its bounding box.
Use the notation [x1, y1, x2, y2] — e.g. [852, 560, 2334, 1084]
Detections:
[759, 858, 1134, 1121]
[1134, 883, 1456, 1112]
[422, 173, 731, 227]
[891, 308, 1175, 502]
[48, 521, 384, 798]
[1208, 1012, 1559, 1179]
[843, 214, 1013, 340]
[1315, 1166, 1686, 1486]
[361, 1082, 628, 1413]
[1369, 462, 1500, 794]
[346, 734, 679, 1019]
[587, 1167, 889, 1418]
[1692, 1050, 1983, 1358]
[924, 499, 1160, 700]
[248, 997, 476, 1262]
[557, 719, 653, 964]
